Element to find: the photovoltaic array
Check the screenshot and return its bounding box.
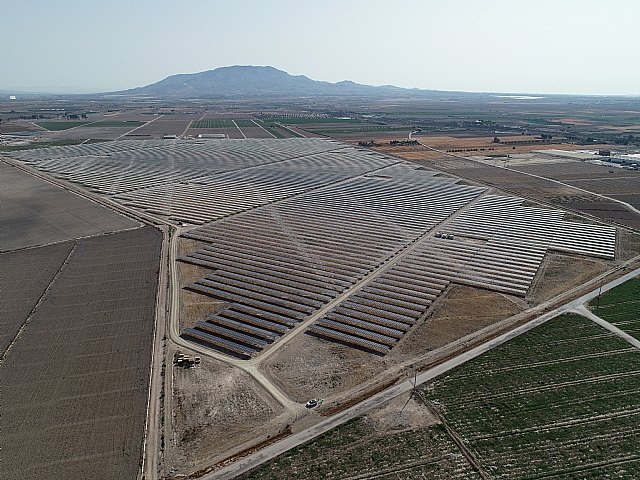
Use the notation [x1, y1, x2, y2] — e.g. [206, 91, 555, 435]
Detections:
[8, 139, 618, 358]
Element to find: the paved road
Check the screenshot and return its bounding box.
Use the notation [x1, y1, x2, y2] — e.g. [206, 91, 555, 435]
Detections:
[208, 267, 640, 479]
[573, 304, 640, 350]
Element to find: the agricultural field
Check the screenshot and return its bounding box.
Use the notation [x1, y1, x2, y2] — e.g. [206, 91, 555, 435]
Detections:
[0, 242, 73, 354]
[186, 127, 244, 138]
[260, 116, 362, 124]
[424, 313, 640, 479]
[275, 124, 304, 137]
[0, 120, 45, 134]
[234, 119, 259, 128]
[509, 157, 640, 210]
[590, 277, 640, 340]
[252, 119, 287, 138]
[239, 127, 276, 138]
[129, 115, 196, 138]
[240, 398, 480, 480]
[223, 313, 640, 480]
[34, 120, 92, 130]
[411, 154, 640, 230]
[191, 119, 236, 128]
[0, 161, 138, 251]
[0, 226, 162, 480]
[79, 120, 145, 128]
[0, 139, 85, 151]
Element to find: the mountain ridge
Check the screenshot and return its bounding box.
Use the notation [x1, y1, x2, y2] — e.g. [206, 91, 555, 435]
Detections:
[116, 65, 429, 98]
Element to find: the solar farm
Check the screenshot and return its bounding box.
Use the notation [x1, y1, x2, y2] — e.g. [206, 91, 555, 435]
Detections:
[5, 138, 619, 361]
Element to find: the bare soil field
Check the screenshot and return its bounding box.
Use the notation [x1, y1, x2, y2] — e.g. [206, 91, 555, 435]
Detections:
[510, 158, 638, 180]
[0, 161, 138, 251]
[0, 242, 73, 355]
[389, 285, 523, 362]
[509, 160, 640, 209]
[0, 227, 161, 480]
[609, 193, 640, 211]
[527, 253, 611, 305]
[329, 130, 413, 143]
[0, 120, 44, 133]
[261, 333, 386, 404]
[376, 135, 609, 160]
[48, 126, 134, 141]
[131, 116, 196, 137]
[185, 127, 244, 139]
[237, 126, 275, 138]
[177, 258, 227, 328]
[166, 356, 287, 476]
[411, 155, 640, 230]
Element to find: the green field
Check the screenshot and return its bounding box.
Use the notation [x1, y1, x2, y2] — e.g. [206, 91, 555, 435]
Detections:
[35, 121, 91, 131]
[79, 120, 145, 128]
[590, 277, 640, 340]
[253, 120, 285, 138]
[259, 116, 362, 124]
[311, 126, 411, 134]
[233, 119, 258, 128]
[275, 125, 304, 138]
[240, 419, 480, 480]
[424, 313, 640, 479]
[190, 119, 236, 128]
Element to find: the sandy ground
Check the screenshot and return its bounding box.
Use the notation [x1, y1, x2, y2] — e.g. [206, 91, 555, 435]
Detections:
[365, 390, 439, 433]
[261, 333, 386, 404]
[165, 356, 288, 476]
[527, 253, 611, 305]
[177, 238, 228, 328]
[389, 285, 524, 362]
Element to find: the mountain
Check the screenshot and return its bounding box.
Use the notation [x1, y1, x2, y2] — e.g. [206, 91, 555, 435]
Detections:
[115, 65, 420, 98]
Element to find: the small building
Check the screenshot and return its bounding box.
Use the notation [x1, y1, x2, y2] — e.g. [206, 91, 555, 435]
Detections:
[197, 133, 227, 139]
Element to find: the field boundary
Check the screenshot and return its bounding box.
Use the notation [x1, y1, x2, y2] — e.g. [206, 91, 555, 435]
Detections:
[0, 242, 76, 363]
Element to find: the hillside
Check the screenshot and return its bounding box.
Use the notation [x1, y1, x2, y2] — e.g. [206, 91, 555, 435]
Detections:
[117, 65, 421, 98]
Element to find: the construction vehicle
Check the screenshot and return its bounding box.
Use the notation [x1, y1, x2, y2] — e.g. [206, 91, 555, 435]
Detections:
[174, 352, 201, 367]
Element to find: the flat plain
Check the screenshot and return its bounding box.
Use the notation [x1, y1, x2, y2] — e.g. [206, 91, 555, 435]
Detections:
[239, 400, 480, 480]
[0, 241, 73, 354]
[0, 161, 138, 251]
[424, 313, 640, 479]
[0, 227, 161, 480]
[242, 313, 640, 479]
[589, 276, 640, 340]
[411, 154, 640, 230]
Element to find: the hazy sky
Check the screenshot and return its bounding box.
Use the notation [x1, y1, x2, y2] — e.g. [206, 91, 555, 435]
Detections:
[2, 0, 639, 95]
